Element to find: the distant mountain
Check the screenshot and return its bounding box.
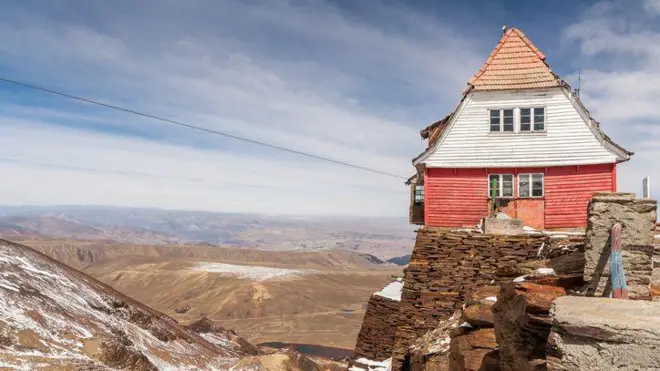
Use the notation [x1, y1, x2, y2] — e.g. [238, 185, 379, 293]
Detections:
[387, 254, 411, 266]
[0, 215, 183, 245]
[0, 206, 414, 259]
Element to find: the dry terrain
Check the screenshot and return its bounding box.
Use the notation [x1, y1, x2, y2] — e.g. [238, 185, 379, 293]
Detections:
[0, 206, 414, 260]
[16, 238, 402, 351]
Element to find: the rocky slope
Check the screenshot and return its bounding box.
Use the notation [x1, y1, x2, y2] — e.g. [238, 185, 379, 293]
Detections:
[0, 238, 338, 370]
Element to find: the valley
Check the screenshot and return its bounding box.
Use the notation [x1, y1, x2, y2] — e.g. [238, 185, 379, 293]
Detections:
[6, 237, 403, 352]
[0, 206, 411, 355]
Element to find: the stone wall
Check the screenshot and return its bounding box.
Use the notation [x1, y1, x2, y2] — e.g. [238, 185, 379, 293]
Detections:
[548, 296, 660, 371]
[352, 294, 400, 362]
[584, 192, 657, 298]
[390, 229, 584, 371]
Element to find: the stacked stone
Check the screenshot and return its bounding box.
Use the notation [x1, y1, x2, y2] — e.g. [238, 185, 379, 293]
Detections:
[493, 281, 567, 371]
[390, 229, 584, 371]
[584, 192, 657, 298]
[352, 294, 400, 362]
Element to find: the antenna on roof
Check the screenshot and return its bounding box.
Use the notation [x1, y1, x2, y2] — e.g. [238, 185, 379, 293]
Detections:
[575, 68, 581, 97]
[502, 24, 507, 34]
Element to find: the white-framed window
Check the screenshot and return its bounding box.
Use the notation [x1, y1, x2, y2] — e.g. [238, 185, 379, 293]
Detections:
[488, 174, 514, 198]
[414, 185, 424, 204]
[518, 173, 544, 197]
[489, 109, 514, 132]
[520, 107, 545, 132]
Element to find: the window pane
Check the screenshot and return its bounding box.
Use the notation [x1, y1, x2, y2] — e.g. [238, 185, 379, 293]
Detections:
[489, 175, 499, 197]
[489, 110, 500, 132]
[532, 174, 543, 197]
[503, 109, 514, 132]
[519, 175, 530, 197]
[414, 186, 424, 203]
[520, 108, 531, 132]
[534, 107, 545, 131]
[502, 174, 513, 197]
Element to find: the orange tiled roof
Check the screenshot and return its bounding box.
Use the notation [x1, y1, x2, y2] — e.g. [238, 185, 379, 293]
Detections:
[468, 28, 561, 91]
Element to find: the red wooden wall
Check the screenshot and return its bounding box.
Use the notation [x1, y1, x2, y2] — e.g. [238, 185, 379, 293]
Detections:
[425, 168, 488, 227]
[424, 164, 616, 229]
[544, 163, 615, 229]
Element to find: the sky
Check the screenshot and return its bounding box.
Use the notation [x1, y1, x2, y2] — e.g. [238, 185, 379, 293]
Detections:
[0, 0, 658, 217]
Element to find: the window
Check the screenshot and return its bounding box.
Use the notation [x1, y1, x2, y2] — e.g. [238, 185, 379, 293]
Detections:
[414, 185, 424, 204]
[520, 107, 545, 132]
[518, 174, 544, 197]
[488, 174, 513, 198]
[489, 109, 514, 132]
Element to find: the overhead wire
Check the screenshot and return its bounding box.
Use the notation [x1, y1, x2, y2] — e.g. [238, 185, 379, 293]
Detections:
[0, 76, 408, 180]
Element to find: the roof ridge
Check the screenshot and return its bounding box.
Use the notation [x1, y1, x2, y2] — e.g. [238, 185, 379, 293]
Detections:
[466, 27, 560, 91]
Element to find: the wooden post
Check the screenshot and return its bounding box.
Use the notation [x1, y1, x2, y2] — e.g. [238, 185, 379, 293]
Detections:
[491, 178, 498, 217]
[610, 223, 628, 299]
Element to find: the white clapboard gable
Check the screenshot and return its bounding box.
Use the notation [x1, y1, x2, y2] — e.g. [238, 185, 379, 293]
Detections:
[416, 87, 628, 168]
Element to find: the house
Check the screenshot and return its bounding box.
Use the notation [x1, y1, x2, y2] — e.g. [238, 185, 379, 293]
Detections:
[408, 27, 633, 230]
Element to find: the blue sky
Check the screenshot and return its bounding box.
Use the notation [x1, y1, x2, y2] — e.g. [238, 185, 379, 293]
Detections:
[0, 0, 658, 217]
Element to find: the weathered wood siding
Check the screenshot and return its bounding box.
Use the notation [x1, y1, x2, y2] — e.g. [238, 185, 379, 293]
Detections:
[545, 163, 615, 228]
[425, 164, 615, 229]
[421, 88, 620, 168]
[426, 168, 488, 227]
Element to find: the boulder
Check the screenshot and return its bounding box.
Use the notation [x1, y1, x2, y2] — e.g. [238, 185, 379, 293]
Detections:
[547, 296, 660, 371]
[449, 328, 499, 371]
[461, 301, 495, 328]
[493, 282, 566, 371]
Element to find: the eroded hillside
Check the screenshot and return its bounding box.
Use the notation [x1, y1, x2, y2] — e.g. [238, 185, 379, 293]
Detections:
[0, 239, 347, 370]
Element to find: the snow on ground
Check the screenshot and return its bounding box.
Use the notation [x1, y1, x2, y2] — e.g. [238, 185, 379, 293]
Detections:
[349, 357, 391, 371]
[374, 278, 403, 301]
[191, 263, 317, 281]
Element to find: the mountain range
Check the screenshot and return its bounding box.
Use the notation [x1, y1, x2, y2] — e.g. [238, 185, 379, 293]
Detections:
[0, 206, 414, 260]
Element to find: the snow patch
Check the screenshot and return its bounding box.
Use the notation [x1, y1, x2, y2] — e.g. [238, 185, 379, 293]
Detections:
[191, 263, 316, 281]
[459, 322, 473, 329]
[513, 275, 527, 283]
[485, 296, 497, 302]
[535, 268, 556, 276]
[351, 357, 391, 371]
[374, 279, 403, 301]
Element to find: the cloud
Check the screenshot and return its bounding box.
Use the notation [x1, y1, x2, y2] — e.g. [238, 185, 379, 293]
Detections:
[0, 0, 484, 216]
[562, 0, 660, 197]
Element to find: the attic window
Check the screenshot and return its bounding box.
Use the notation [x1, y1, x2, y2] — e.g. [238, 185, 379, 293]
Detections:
[414, 185, 424, 204]
[520, 107, 545, 132]
[489, 109, 514, 132]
